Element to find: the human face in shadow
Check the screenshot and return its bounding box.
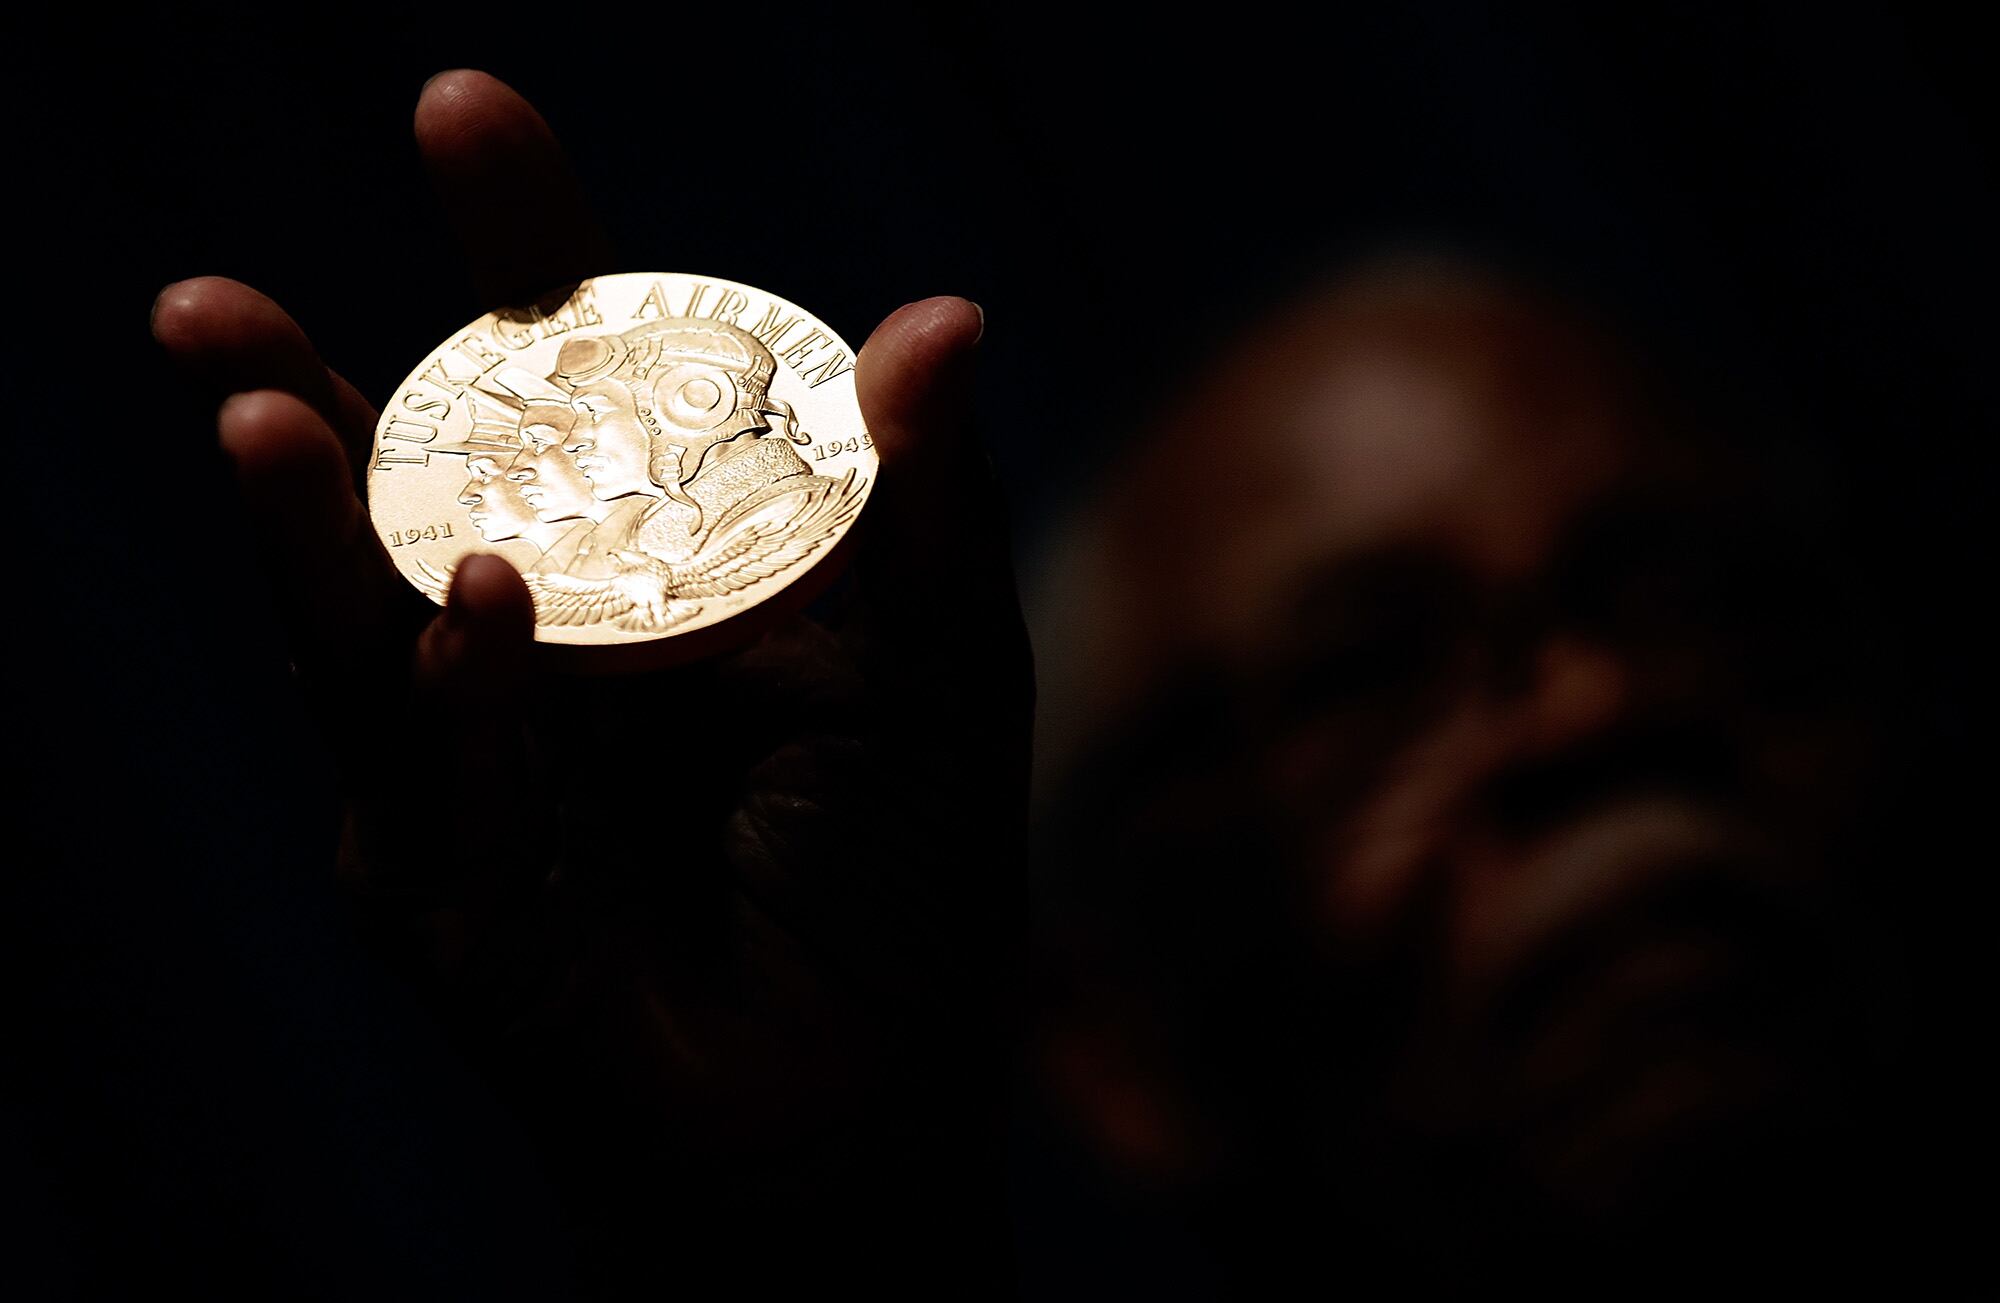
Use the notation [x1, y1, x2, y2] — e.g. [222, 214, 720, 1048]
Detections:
[1040, 262, 1862, 1256]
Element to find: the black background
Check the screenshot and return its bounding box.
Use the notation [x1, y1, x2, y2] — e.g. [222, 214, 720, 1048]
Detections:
[16, 4, 1987, 1295]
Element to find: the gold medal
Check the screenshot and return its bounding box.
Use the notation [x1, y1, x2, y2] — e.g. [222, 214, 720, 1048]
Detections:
[366, 272, 874, 664]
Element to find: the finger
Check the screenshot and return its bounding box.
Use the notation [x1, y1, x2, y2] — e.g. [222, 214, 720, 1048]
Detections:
[344, 555, 550, 975]
[401, 555, 547, 904]
[410, 553, 537, 710]
[152, 276, 378, 480]
[856, 296, 985, 488]
[216, 389, 412, 729]
[415, 69, 614, 307]
[851, 297, 1017, 635]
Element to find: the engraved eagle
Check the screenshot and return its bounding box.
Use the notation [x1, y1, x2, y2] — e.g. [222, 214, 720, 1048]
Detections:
[521, 467, 865, 632]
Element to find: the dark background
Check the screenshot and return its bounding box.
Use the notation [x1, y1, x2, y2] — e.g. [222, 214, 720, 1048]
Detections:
[16, 4, 1986, 1295]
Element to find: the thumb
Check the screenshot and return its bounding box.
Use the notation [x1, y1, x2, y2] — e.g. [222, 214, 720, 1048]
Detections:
[851, 297, 1016, 643]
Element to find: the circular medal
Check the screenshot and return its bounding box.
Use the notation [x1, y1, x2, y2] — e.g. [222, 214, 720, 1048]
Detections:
[365, 273, 873, 665]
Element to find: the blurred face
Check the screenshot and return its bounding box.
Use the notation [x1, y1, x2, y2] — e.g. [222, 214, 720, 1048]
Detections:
[1046, 266, 1858, 1215]
[564, 380, 654, 500]
[455, 451, 540, 542]
[509, 420, 599, 522]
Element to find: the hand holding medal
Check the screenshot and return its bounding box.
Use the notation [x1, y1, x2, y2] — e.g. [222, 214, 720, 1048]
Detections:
[149, 69, 1029, 1291]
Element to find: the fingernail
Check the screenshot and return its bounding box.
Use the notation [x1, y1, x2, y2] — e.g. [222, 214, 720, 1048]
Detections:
[970, 300, 986, 345]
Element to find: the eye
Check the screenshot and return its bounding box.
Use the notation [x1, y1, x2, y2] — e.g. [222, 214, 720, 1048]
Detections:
[1261, 551, 1477, 726]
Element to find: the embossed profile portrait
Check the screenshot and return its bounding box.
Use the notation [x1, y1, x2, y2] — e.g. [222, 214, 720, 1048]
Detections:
[524, 317, 862, 631]
[413, 368, 611, 595]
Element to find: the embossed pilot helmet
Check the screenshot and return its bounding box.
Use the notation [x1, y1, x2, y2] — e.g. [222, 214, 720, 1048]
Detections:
[552, 317, 808, 491]
[460, 365, 575, 453]
[430, 371, 538, 460]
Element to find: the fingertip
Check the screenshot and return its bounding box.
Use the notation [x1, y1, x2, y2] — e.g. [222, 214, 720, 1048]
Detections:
[855, 296, 983, 447]
[448, 553, 535, 638]
[859, 297, 985, 375]
[423, 553, 536, 695]
[415, 68, 544, 156]
[413, 68, 608, 305]
[452, 552, 525, 603]
[214, 391, 374, 587]
[151, 277, 342, 420]
[217, 385, 307, 434]
[217, 389, 345, 481]
[416, 68, 487, 115]
[150, 276, 237, 352]
[420, 67, 472, 99]
[149, 281, 179, 341]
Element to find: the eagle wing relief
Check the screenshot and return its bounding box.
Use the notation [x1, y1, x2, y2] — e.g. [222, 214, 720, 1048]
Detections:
[412, 558, 454, 603]
[522, 567, 703, 633]
[627, 468, 867, 600]
[415, 556, 681, 634]
[514, 469, 865, 634]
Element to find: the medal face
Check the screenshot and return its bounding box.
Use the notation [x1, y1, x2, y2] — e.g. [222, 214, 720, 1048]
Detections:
[366, 273, 873, 656]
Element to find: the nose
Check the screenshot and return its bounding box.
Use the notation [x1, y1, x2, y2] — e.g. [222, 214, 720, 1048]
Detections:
[457, 486, 481, 507]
